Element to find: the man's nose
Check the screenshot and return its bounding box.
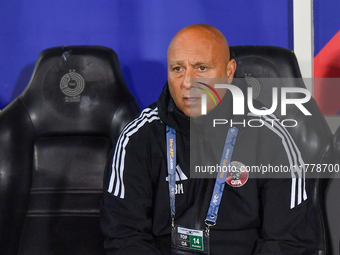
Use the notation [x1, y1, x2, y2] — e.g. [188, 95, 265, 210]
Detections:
[183, 68, 194, 89]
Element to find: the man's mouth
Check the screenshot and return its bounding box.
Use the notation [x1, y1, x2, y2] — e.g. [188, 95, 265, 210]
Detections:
[183, 97, 200, 105]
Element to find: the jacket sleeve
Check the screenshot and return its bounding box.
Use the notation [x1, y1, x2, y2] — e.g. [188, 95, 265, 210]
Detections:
[253, 141, 318, 254]
[100, 129, 162, 255]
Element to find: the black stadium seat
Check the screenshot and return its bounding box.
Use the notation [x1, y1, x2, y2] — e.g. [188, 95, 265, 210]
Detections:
[325, 125, 340, 255]
[0, 46, 140, 255]
[230, 46, 334, 255]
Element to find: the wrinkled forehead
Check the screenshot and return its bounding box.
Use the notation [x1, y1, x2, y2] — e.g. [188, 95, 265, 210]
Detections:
[167, 36, 229, 68]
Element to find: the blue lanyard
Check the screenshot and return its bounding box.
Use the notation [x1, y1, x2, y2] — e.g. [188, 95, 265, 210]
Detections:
[166, 125, 238, 227]
[166, 125, 177, 218]
[205, 127, 238, 225]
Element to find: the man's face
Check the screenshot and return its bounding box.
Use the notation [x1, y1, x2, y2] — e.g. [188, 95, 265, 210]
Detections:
[167, 28, 235, 117]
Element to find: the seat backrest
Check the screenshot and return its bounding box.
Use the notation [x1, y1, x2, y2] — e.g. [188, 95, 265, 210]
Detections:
[0, 46, 140, 255]
[230, 45, 334, 255]
[325, 125, 340, 255]
[334, 126, 340, 165]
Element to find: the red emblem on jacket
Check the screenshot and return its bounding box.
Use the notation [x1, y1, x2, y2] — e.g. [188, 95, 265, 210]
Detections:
[226, 161, 248, 187]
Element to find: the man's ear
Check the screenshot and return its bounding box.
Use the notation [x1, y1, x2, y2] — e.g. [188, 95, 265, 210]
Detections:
[226, 59, 236, 83]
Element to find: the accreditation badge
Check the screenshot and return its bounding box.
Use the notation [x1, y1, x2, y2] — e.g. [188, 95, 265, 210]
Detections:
[171, 225, 210, 254]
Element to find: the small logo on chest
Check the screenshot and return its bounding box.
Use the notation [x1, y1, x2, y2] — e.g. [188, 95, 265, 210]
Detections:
[226, 161, 249, 187]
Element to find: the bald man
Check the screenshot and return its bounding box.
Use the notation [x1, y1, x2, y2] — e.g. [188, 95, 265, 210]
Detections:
[167, 24, 235, 118]
[101, 24, 317, 254]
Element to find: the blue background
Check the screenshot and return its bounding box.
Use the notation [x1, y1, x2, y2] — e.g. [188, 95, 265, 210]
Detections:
[314, 0, 340, 56]
[0, 0, 292, 110]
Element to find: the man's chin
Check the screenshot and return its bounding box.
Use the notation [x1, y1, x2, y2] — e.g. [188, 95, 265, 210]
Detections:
[188, 108, 203, 119]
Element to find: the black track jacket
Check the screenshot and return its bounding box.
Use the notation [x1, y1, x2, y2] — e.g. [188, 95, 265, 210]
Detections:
[101, 80, 318, 255]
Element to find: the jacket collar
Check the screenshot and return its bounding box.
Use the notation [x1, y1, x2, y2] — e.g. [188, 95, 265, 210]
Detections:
[157, 82, 190, 137]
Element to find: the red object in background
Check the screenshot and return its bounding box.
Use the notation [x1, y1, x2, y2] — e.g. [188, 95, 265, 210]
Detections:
[314, 30, 340, 115]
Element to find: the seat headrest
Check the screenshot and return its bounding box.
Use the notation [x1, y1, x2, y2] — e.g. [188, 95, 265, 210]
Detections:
[230, 46, 309, 117]
[20, 46, 136, 136]
[230, 45, 302, 78]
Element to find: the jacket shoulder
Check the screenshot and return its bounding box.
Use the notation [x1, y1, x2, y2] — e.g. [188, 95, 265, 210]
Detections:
[119, 105, 160, 137]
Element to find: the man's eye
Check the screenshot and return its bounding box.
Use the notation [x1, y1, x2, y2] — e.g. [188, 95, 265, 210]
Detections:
[173, 67, 181, 71]
[199, 66, 207, 71]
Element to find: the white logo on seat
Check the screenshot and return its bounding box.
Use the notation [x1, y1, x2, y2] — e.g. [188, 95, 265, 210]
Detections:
[60, 70, 85, 101]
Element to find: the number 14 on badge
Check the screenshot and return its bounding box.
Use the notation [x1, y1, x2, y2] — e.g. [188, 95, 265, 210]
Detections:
[177, 226, 204, 251]
[190, 236, 203, 250]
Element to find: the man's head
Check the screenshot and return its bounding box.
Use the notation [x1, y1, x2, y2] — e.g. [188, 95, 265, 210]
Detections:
[167, 24, 236, 117]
